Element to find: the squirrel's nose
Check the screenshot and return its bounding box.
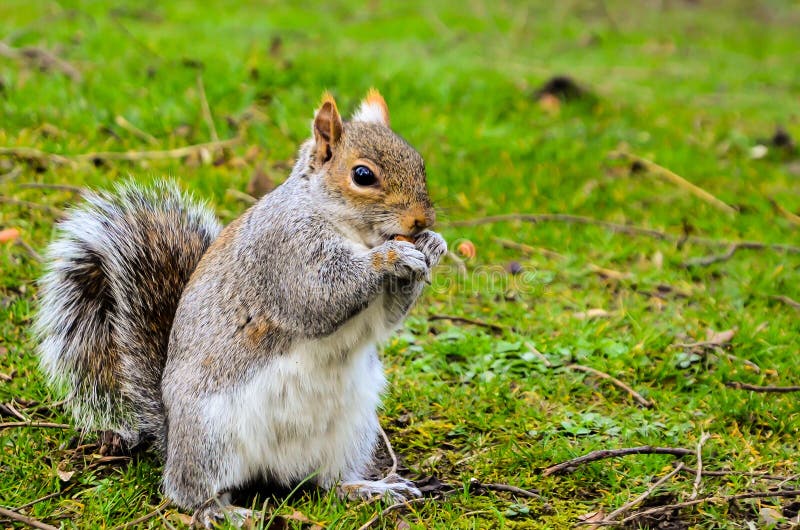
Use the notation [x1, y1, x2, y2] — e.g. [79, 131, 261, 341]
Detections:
[405, 207, 435, 235]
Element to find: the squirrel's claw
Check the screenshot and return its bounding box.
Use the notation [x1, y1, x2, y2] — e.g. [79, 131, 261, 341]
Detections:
[338, 474, 422, 503]
[414, 230, 448, 269]
[191, 498, 255, 529]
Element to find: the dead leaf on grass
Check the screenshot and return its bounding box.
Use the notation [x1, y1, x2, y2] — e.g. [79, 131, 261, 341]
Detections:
[705, 328, 736, 346]
[760, 506, 787, 527]
[588, 263, 632, 280]
[578, 509, 606, 529]
[573, 308, 611, 319]
[169, 511, 193, 526]
[56, 463, 75, 482]
[285, 510, 314, 524]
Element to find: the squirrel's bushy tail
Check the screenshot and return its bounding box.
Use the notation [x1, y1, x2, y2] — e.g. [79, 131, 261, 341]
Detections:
[35, 180, 221, 447]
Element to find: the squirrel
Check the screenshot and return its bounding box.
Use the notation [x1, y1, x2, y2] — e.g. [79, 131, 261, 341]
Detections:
[34, 89, 447, 527]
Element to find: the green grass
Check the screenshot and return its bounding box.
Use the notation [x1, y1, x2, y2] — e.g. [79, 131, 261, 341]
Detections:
[2, 0, 799, 528]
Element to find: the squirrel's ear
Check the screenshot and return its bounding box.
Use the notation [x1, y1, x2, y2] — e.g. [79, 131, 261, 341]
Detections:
[351, 88, 390, 127]
[313, 92, 343, 163]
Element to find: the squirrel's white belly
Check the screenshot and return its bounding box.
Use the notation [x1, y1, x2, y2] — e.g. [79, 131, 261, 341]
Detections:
[201, 295, 393, 490]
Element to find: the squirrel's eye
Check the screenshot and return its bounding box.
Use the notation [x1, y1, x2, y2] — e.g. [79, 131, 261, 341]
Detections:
[352, 165, 378, 187]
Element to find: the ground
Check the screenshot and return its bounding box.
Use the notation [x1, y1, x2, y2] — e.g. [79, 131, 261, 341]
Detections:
[1, 1, 799, 528]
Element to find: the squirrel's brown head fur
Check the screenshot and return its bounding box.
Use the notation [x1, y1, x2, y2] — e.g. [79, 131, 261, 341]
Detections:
[309, 90, 435, 246]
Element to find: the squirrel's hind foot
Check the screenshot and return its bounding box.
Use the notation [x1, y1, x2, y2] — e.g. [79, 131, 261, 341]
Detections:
[338, 473, 422, 503]
[99, 431, 128, 456]
[191, 495, 254, 529]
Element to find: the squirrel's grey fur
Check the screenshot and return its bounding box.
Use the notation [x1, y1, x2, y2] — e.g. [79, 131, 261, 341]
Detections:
[34, 91, 446, 527]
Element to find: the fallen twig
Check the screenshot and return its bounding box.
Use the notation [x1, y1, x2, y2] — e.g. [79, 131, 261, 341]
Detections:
[448, 214, 800, 254]
[777, 475, 800, 488]
[719, 351, 761, 374]
[0, 166, 24, 182]
[726, 382, 800, 393]
[0, 146, 73, 166]
[14, 484, 77, 511]
[492, 237, 565, 260]
[682, 245, 739, 268]
[226, 188, 257, 205]
[771, 295, 800, 312]
[86, 455, 131, 471]
[676, 466, 796, 481]
[16, 238, 44, 262]
[0, 421, 72, 430]
[73, 137, 239, 162]
[603, 463, 686, 522]
[610, 489, 800, 526]
[567, 364, 653, 408]
[428, 314, 507, 333]
[18, 182, 86, 194]
[0, 138, 239, 166]
[21, 399, 68, 416]
[379, 424, 398, 476]
[114, 116, 159, 145]
[356, 497, 430, 530]
[767, 197, 800, 226]
[525, 343, 553, 368]
[446, 250, 468, 276]
[542, 446, 692, 477]
[610, 151, 736, 214]
[689, 433, 711, 501]
[0, 507, 59, 530]
[197, 74, 220, 143]
[111, 498, 171, 530]
[0, 402, 29, 422]
[0, 196, 65, 218]
[0, 41, 81, 82]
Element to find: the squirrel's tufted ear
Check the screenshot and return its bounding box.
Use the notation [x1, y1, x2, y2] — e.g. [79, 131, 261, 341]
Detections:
[351, 88, 390, 127]
[313, 92, 343, 163]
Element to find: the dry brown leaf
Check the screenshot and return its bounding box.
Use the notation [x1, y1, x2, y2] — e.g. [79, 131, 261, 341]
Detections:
[760, 507, 786, 526]
[578, 509, 606, 529]
[705, 328, 736, 346]
[285, 511, 313, 524]
[573, 308, 611, 319]
[56, 465, 74, 482]
[168, 511, 194, 525]
[588, 263, 632, 280]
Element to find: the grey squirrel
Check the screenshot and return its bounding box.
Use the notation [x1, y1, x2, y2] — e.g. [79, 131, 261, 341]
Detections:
[34, 90, 447, 527]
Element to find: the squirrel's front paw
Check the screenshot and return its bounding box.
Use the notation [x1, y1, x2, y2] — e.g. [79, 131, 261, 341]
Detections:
[373, 241, 429, 282]
[414, 231, 447, 268]
[338, 474, 422, 503]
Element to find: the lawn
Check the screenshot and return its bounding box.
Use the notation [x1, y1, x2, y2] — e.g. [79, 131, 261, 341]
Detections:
[1, 0, 799, 528]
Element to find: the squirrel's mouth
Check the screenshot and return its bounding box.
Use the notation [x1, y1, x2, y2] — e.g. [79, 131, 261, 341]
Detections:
[382, 232, 417, 244]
